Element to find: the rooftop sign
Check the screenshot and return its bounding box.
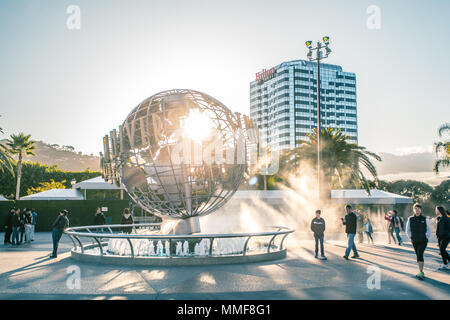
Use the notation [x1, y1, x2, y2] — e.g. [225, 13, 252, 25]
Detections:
[255, 67, 276, 82]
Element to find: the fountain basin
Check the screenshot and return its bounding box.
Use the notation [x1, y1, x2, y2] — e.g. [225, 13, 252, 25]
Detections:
[65, 223, 294, 266]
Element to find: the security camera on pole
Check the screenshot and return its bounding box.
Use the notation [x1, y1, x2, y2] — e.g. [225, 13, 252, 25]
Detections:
[305, 36, 332, 200]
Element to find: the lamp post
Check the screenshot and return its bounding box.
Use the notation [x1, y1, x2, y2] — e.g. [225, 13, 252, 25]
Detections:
[305, 37, 332, 200]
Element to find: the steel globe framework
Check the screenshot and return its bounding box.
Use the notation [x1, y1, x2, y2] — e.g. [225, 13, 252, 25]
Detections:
[65, 89, 295, 265]
[101, 89, 256, 230]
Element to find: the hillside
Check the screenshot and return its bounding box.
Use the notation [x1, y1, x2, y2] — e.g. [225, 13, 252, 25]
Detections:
[377, 152, 436, 175]
[0, 140, 101, 172]
[370, 152, 449, 186]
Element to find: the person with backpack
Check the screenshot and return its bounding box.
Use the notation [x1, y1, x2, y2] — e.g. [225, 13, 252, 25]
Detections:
[392, 210, 403, 246]
[435, 205, 449, 270]
[406, 203, 431, 280]
[50, 209, 69, 258]
[341, 204, 359, 260]
[310, 209, 327, 260]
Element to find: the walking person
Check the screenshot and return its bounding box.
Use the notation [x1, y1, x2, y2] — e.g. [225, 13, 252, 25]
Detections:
[384, 211, 397, 244]
[341, 205, 359, 260]
[4, 208, 14, 244]
[31, 209, 38, 241]
[50, 209, 69, 258]
[11, 208, 21, 245]
[23, 208, 33, 244]
[363, 212, 374, 245]
[435, 205, 450, 270]
[310, 210, 327, 260]
[391, 210, 403, 245]
[120, 208, 134, 234]
[406, 203, 431, 280]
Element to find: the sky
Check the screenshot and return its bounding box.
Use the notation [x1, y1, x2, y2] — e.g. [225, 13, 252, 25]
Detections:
[0, 0, 449, 156]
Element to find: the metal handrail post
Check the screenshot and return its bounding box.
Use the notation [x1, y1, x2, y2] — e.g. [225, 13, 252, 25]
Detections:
[209, 238, 214, 256]
[93, 237, 104, 256]
[268, 234, 278, 253]
[127, 238, 135, 258]
[243, 236, 252, 256]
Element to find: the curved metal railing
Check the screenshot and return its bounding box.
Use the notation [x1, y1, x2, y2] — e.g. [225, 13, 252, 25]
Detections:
[64, 223, 294, 258]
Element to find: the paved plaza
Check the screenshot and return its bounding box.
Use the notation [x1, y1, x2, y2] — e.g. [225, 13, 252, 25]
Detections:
[0, 232, 449, 300]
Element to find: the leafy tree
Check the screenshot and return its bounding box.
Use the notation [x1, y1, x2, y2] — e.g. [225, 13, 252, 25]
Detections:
[430, 179, 450, 207]
[279, 128, 381, 197]
[388, 180, 434, 204]
[5, 133, 36, 199]
[367, 179, 392, 191]
[26, 179, 67, 195]
[63, 145, 75, 152]
[434, 123, 449, 173]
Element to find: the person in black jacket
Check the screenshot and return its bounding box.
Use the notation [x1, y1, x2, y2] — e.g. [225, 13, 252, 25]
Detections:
[435, 205, 449, 270]
[50, 209, 69, 258]
[11, 208, 21, 245]
[93, 207, 106, 233]
[310, 210, 327, 260]
[120, 208, 134, 234]
[406, 203, 431, 280]
[341, 205, 360, 260]
[18, 209, 26, 244]
[4, 208, 15, 244]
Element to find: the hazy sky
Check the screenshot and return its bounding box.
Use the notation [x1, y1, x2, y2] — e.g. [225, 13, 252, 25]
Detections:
[0, 0, 449, 156]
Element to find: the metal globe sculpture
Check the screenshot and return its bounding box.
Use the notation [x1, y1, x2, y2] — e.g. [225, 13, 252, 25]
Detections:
[101, 89, 257, 234]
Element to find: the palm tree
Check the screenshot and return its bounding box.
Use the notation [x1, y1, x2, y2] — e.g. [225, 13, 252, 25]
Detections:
[280, 128, 381, 196]
[6, 133, 36, 200]
[434, 123, 449, 173]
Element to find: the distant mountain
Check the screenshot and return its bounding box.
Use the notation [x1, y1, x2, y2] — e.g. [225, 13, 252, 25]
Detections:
[0, 139, 101, 172]
[374, 152, 449, 186]
[376, 152, 436, 175]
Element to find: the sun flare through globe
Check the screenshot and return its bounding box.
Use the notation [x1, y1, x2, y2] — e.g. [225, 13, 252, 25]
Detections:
[183, 109, 213, 141]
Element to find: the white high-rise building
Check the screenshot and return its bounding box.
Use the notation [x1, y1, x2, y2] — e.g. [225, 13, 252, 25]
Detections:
[250, 59, 358, 152]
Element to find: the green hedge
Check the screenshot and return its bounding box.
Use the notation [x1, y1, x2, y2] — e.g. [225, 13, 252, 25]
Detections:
[1, 200, 130, 231]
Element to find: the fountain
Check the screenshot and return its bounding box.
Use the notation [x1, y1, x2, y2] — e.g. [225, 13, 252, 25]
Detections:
[65, 89, 294, 266]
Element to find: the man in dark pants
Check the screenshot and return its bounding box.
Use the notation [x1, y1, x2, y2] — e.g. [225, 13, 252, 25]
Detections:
[435, 205, 449, 270]
[392, 210, 403, 245]
[11, 208, 21, 245]
[341, 204, 359, 260]
[4, 208, 14, 244]
[311, 210, 327, 260]
[18, 209, 26, 244]
[406, 203, 430, 280]
[50, 209, 69, 258]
